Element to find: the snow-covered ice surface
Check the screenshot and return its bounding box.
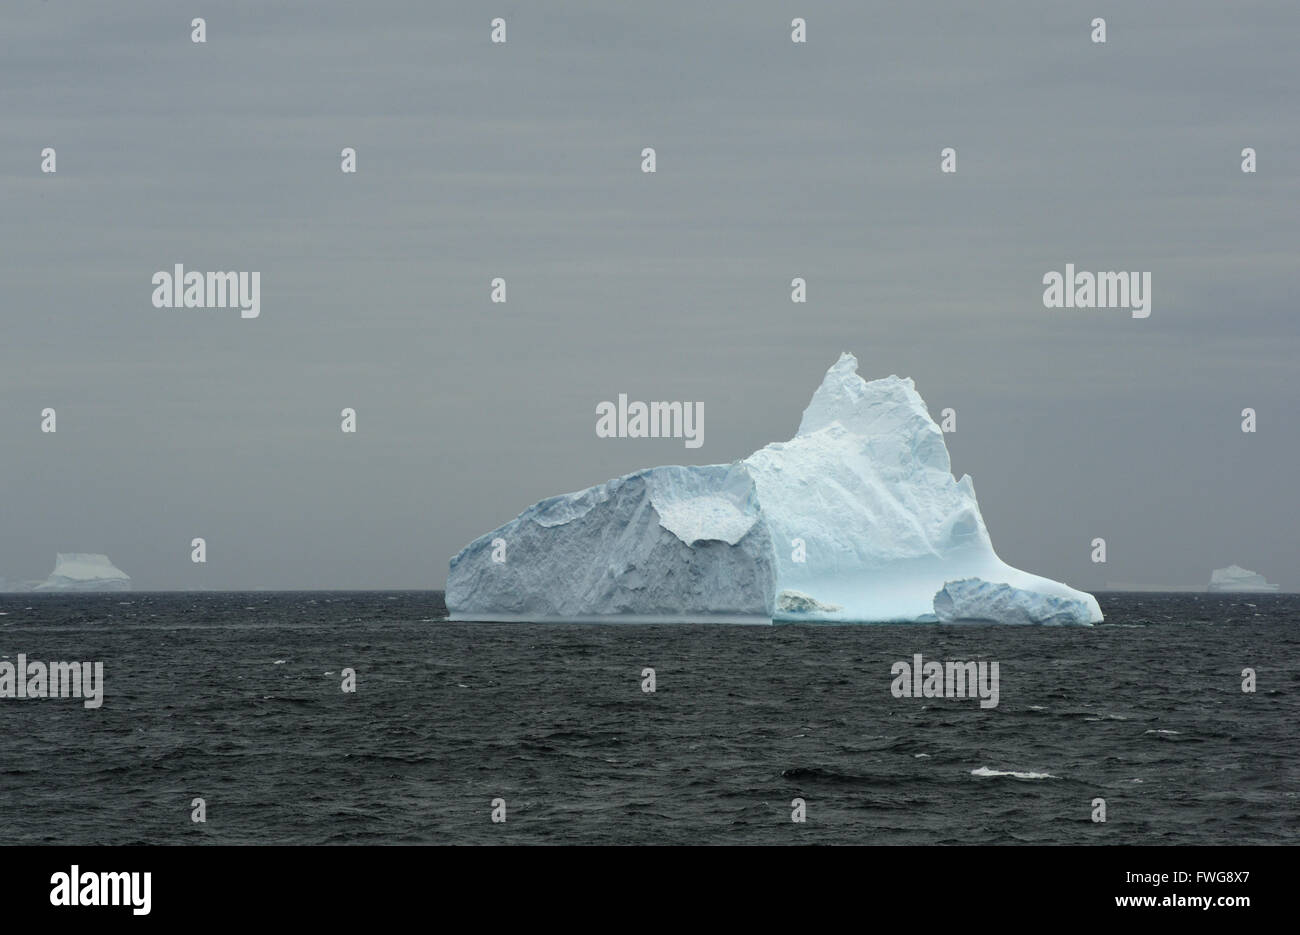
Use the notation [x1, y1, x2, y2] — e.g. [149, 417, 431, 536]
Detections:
[1207, 564, 1278, 592]
[447, 353, 1102, 624]
[33, 553, 132, 592]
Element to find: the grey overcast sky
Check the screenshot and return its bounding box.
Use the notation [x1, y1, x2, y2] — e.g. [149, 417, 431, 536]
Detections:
[1, 1, 1296, 591]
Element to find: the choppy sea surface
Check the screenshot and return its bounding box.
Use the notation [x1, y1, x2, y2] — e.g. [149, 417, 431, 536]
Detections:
[1, 591, 1296, 845]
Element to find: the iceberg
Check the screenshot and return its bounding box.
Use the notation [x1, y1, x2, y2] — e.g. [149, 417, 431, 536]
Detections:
[447, 353, 1102, 625]
[1207, 565, 1278, 593]
[33, 553, 132, 592]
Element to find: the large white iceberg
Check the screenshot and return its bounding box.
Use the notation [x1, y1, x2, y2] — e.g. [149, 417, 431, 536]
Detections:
[1207, 565, 1278, 592]
[33, 553, 132, 592]
[447, 353, 1102, 625]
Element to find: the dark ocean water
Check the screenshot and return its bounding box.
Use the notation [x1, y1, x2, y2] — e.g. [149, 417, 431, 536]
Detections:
[1, 591, 1296, 845]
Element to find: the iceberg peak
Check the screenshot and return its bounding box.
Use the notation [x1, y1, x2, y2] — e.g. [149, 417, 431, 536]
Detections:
[793, 355, 945, 475]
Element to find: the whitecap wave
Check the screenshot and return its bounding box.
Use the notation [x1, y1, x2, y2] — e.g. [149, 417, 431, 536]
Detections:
[970, 766, 1057, 780]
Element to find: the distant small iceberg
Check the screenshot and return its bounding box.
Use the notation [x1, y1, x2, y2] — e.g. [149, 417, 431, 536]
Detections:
[32, 553, 132, 592]
[1207, 565, 1278, 593]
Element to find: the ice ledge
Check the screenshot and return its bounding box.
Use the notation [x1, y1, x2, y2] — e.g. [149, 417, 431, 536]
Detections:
[934, 578, 1097, 626]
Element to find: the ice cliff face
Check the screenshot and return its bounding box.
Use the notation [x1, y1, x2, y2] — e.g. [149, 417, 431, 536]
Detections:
[33, 553, 132, 592]
[1208, 565, 1278, 592]
[447, 464, 776, 621]
[447, 353, 1102, 624]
